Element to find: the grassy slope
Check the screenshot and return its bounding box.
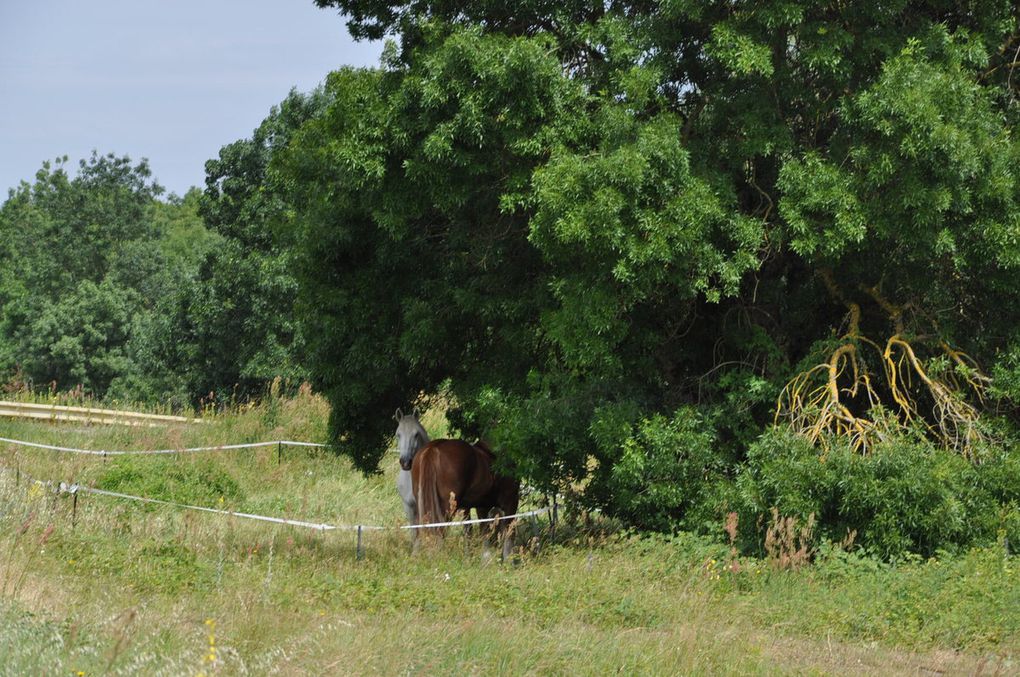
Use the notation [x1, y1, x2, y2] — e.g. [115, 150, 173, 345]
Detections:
[0, 391, 1017, 675]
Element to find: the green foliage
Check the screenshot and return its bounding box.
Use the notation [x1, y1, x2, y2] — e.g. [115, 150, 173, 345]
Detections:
[0, 153, 197, 397]
[531, 108, 761, 364]
[991, 337, 1020, 403]
[277, 29, 577, 469]
[131, 90, 328, 405]
[23, 279, 139, 394]
[287, 1, 1020, 550]
[0, 88, 322, 406]
[152, 188, 223, 271]
[731, 429, 1020, 558]
[603, 408, 720, 532]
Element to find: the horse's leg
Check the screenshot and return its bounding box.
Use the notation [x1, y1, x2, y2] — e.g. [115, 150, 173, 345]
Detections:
[497, 478, 520, 561]
[410, 498, 422, 553]
[480, 506, 506, 559]
[404, 499, 417, 530]
[501, 518, 516, 562]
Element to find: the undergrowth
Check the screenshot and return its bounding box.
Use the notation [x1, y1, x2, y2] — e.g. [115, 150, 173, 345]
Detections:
[0, 392, 1017, 675]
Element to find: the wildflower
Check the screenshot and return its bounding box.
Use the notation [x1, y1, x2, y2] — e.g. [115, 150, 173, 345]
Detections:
[203, 618, 217, 665]
[27, 481, 44, 500]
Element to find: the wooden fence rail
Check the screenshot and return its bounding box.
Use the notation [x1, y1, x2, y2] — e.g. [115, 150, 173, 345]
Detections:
[0, 400, 201, 426]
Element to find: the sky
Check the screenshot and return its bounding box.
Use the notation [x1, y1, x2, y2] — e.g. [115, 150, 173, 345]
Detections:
[0, 0, 383, 197]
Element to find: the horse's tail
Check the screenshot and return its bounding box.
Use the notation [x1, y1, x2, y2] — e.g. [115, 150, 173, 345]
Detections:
[415, 445, 445, 536]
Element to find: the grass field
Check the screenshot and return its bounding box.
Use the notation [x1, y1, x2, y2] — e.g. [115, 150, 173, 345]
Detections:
[1, 390, 1018, 675]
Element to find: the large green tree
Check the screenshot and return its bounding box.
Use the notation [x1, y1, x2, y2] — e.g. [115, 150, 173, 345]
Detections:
[288, 3, 1020, 513]
[0, 154, 171, 395]
[134, 90, 329, 405]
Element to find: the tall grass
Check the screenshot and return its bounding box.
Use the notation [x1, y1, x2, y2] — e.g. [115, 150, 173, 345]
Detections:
[0, 391, 1017, 675]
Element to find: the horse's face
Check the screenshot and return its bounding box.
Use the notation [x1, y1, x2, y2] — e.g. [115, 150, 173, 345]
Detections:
[394, 410, 428, 471]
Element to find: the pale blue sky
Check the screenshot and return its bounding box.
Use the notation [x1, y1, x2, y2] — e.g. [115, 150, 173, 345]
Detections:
[0, 0, 382, 197]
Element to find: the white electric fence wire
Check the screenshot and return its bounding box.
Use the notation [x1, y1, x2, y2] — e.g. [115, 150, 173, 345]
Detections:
[83, 485, 359, 531]
[397, 508, 549, 530]
[0, 464, 549, 532]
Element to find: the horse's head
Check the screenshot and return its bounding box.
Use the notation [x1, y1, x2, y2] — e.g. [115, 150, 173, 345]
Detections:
[394, 407, 429, 471]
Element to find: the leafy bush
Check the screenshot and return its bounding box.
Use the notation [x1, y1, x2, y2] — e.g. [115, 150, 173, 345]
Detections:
[731, 428, 1020, 558]
[602, 407, 720, 532]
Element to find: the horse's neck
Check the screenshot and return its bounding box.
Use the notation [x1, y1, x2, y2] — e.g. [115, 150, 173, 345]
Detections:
[473, 439, 495, 460]
[408, 425, 430, 460]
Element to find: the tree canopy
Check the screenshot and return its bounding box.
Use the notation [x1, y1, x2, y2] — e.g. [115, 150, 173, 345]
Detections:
[282, 1, 1020, 524]
[0, 154, 174, 396]
[134, 89, 329, 404]
[0, 90, 323, 407]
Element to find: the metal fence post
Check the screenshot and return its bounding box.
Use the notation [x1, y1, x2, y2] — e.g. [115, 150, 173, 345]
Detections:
[277, 442, 282, 466]
[356, 525, 364, 560]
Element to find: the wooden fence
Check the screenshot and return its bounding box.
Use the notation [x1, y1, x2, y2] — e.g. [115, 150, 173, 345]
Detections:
[0, 400, 201, 426]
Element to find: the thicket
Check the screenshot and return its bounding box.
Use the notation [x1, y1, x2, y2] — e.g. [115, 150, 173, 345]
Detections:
[282, 1, 1020, 556]
[3, 1, 1020, 557]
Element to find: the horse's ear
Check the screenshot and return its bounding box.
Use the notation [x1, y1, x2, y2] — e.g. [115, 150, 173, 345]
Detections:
[394, 408, 403, 422]
[412, 405, 421, 418]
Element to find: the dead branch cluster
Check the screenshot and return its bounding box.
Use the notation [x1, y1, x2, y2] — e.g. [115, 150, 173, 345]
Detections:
[775, 270, 991, 459]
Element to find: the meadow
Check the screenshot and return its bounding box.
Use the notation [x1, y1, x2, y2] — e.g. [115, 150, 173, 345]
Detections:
[0, 390, 1017, 675]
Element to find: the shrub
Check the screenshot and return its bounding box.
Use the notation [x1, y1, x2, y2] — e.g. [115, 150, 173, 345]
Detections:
[603, 407, 720, 532]
[733, 428, 1020, 559]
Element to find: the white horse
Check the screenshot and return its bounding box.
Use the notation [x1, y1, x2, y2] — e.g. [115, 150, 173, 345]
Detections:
[393, 407, 429, 527]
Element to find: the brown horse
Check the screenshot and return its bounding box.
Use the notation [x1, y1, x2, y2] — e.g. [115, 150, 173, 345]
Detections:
[411, 439, 519, 553]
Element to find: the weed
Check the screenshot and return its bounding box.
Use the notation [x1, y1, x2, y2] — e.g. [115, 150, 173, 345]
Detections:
[764, 508, 815, 570]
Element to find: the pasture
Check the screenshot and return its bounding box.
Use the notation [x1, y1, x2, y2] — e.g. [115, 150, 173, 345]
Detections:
[1, 390, 1018, 675]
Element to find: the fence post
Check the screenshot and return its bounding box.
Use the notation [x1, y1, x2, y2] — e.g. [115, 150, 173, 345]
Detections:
[356, 525, 364, 560]
[277, 442, 282, 466]
[550, 495, 558, 538]
[15, 464, 19, 486]
[71, 489, 78, 529]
